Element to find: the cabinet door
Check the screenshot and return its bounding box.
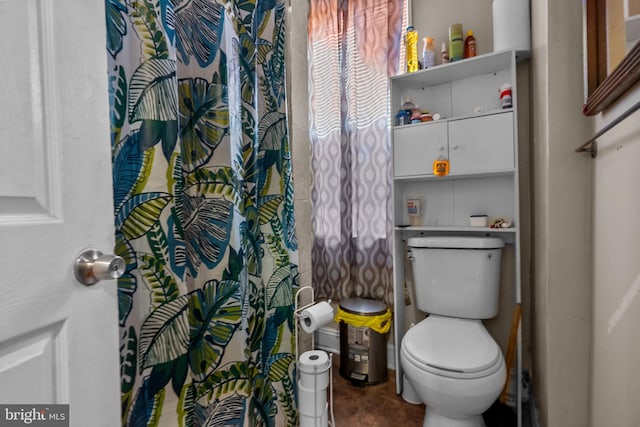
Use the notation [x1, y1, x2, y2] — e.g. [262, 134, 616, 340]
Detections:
[393, 122, 448, 177]
[448, 112, 514, 175]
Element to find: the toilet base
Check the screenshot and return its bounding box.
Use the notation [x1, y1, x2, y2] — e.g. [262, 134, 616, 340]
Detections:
[423, 409, 485, 427]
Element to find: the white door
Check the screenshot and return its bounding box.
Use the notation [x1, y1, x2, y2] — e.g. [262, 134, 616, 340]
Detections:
[0, 1, 120, 426]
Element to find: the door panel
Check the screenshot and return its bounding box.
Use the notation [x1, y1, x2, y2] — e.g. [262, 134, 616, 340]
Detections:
[393, 122, 448, 177]
[0, 0, 58, 219]
[448, 112, 515, 175]
[0, 1, 120, 426]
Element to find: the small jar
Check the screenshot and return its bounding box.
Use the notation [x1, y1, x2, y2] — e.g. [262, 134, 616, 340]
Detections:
[499, 83, 513, 109]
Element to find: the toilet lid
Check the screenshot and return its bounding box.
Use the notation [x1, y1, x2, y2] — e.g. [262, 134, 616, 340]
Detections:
[403, 316, 501, 374]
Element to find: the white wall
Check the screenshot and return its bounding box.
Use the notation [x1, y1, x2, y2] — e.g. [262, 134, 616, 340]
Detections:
[530, 0, 593, 425]
[590, 86, 640, 426]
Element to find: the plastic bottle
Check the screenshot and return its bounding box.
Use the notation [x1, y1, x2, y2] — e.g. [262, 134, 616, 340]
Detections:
[499, 83, 513, 109]
[449, 23, 463, 62]
[422, 37, 435, 69]
[464, 29, 477, 58]
[395, 109, 410, 126]
[406, 26, 419, 73]
[441, 42, 449, 64]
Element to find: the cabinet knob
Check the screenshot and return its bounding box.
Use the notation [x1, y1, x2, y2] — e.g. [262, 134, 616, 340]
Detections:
[438, 145, 445, 151]
[452, 145, 460, 150]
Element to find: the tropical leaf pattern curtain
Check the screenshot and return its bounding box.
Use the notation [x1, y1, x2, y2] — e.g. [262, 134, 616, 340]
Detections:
[106, 1, 298, 425]
[307, 0, 404, 307]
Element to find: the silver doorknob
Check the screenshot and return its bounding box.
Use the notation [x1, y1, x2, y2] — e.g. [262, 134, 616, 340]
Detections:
[74, 248, 125, 286]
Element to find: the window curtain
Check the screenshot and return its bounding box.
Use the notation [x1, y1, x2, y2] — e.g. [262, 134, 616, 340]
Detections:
[106, 0, 298, 426]
[308, 0, 404, 307]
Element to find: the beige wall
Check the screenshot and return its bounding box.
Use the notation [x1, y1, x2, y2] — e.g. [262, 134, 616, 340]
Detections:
[286, 0, 314, 354]
[412, 0, 494, 60]
[286, 1, 313, 292]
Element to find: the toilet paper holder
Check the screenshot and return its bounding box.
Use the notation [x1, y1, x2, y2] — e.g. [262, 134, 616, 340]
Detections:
[295, 286, 334, 359]
[294, 286, 336, 427]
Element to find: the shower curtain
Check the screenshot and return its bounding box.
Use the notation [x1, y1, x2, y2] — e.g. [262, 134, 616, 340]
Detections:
[106, 1, 298, 425]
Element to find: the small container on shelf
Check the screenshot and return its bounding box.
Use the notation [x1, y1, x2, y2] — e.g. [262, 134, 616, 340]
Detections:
[499, 83, 513, 109]
[406, 26, 419, 73]
[441, 42, 449, 64]
[422, 37, 436, 69]
[395, 97, 417, 126]
[395, 109, 410, 126]
[407, 196, 423, 226]
[463, 30, 477, 58]
[449, 23, 463, 62]
[410, 108, 423, 124]
[469, 214, 489, 227]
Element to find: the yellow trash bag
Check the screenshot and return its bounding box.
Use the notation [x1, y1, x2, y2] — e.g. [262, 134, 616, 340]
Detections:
[334, 306, 392, 334]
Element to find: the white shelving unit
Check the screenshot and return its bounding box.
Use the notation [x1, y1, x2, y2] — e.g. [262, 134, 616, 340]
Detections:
[391, 49, 523, 426]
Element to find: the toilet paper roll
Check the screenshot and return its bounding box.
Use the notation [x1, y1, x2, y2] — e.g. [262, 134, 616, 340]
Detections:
[299, 301, 334, 333]
[298, 350, 330, 390]
[297, 380, 328, 418]
[493, 0, 531, 56]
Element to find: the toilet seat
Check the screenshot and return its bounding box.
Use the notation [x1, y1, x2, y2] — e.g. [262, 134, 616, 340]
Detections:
[402, 315, 503, 379]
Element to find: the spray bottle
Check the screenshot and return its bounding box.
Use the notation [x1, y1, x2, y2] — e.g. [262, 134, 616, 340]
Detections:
[422, 37, 435, 69]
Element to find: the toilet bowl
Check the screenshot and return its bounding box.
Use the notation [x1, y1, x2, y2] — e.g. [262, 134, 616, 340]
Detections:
[401, 315, 506, 427]
[402, 236, 506, 426]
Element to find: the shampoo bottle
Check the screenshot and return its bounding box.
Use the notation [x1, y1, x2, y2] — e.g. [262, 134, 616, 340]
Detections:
[464, 29, 477, 58]
[422, 37, 435, 69]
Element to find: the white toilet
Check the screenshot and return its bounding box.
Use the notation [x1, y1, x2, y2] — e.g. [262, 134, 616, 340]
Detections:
[401, 236, 507, 427]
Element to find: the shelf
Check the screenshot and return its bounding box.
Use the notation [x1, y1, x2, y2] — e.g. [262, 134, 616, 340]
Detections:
[394, 226, 517, 233]
[393, 109, 513, 131]
[394, 168, 515, 182]
[391, 49, 513, 91]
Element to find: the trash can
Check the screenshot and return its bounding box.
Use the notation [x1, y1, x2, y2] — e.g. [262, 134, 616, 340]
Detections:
[336, 297, 391, 385]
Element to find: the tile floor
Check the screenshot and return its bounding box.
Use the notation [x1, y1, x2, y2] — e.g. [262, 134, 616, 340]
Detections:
[327, 352, 426, 427]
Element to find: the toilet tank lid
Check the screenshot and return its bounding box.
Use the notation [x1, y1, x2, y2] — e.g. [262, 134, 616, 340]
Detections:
[407, 236, 505, 249]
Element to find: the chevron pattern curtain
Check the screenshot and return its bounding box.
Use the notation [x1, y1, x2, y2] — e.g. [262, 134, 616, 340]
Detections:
[307, 0, 405, 308]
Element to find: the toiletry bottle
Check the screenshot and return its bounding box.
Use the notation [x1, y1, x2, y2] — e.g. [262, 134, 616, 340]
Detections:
[448, 23, 463, 62]
[464, 29, 477, 58]
[406, 26, 419, 72]
[499, 83, 513, 109]
[422, 37, 435, 69]
[441, 42, 449, 64]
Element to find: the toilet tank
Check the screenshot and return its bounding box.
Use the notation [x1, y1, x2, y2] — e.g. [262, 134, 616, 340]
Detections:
[407, 236, 505, 319]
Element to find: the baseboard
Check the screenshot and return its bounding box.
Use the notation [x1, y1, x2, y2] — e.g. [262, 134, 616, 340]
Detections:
[314, 326, 396, 370]
[314, 326, 340, 354]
